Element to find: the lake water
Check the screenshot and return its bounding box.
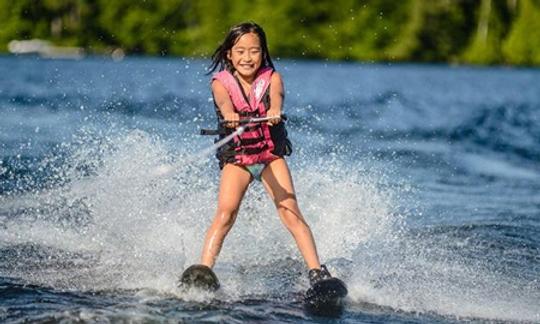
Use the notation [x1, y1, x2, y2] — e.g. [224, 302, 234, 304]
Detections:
[1, 56, 539, 323]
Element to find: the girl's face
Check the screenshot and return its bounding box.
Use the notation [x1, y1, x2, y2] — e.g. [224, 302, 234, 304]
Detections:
[227, 32, 262, 81]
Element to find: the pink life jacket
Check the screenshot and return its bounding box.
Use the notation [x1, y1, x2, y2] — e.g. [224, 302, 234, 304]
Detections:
[212, 67, 277, 166]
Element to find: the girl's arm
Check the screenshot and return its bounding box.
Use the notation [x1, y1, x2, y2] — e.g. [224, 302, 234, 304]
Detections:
[267, 72, 284, 126]
[212, 80, 239, 128]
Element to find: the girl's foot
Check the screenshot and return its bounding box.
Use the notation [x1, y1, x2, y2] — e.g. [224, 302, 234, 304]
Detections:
[308, 264, 332, 286]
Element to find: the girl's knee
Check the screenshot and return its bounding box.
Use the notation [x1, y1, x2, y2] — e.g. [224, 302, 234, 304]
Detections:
[214, 208, 237, 228]
[272, 192, 297, 206]
[279, 208, 307, 230]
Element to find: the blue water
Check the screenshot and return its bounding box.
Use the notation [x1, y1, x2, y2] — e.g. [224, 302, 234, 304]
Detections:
[1, 55, 539, 323]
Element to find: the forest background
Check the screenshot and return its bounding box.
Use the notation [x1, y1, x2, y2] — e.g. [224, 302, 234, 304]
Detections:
[1, 0, 540, 66]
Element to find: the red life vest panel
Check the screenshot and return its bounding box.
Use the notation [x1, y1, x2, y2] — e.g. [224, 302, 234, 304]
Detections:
[212, 67, 279, 166]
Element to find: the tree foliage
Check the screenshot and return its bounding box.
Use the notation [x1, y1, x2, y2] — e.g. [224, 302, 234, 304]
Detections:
[0, 0, 539, 65]
[502, 0, 540, 65]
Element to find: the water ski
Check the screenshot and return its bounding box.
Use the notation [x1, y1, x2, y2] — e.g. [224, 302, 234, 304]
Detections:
[178, 264, 220, 291]
[304, 277, 348, 315]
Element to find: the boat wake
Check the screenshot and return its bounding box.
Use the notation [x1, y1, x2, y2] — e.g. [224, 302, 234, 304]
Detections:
[1, 128, 538, 322]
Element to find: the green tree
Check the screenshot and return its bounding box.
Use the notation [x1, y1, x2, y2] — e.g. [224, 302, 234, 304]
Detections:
[0, 0, 99, 48]
[0, 1, 34, 49]
[502, 0, 540, 65]
[383, 0, 477, 62]
[0, 0, 539, 66]
[385, 0, 425, 61]
[97, 0, 190, 55]
[462, 0, 506, 64]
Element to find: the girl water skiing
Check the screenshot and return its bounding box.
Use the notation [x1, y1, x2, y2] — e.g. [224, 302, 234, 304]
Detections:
[180, 22, 344, 293]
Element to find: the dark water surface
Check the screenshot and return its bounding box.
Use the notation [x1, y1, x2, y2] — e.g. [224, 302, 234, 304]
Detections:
[1, 56, 539, 323]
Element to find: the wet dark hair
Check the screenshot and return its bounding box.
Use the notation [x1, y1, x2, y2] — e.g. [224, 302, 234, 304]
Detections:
[207, 22, 274, 74]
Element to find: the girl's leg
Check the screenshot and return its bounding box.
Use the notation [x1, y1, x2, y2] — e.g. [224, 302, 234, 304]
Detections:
[200, 163, 252, 268]
[261, 158, 321, 270]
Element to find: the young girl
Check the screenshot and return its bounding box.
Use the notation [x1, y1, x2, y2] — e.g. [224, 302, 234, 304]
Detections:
[182, 22, 337, 289]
